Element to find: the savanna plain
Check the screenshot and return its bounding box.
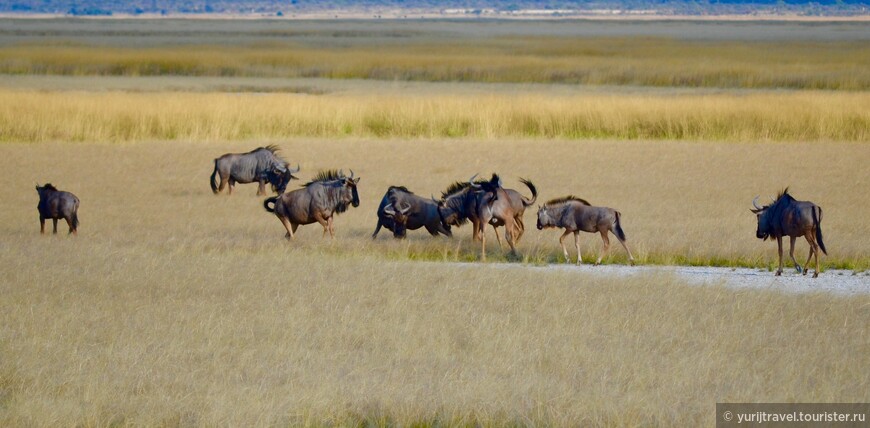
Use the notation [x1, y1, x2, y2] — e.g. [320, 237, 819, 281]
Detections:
[1, 18, 869, 426]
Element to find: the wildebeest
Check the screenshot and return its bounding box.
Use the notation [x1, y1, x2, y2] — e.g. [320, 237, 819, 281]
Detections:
[751, 188, 827, 278]
[263, 170, 360, 239]
[372, 186, 452, 239]
[35, 183, 80, 236]
[210, 145, 296, 196]
[536, 196, 635, 265]
[263, 164, 301, 195]
[438, 174, 502, 259]
[482, 177, 537, 251]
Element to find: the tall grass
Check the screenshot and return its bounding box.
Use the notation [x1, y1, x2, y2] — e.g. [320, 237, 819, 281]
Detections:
[1, 140, 868, 270]
[1, 139, 867, 425]
[2, 37, 868, 89]
[1, 89, 868, 142]
[1, 240, 868, 426]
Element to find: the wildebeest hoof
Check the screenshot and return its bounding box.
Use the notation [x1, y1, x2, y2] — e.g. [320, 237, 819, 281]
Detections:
[813, 272, 819, 278]
[796, 265, 803, 274]
[775, 270, 782, 276]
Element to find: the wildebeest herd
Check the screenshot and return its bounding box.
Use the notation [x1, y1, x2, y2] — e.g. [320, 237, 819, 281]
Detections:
[36, 145, 828, 277]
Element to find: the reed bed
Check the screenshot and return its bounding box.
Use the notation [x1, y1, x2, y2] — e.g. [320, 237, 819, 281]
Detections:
[2, 37, 868, 89]
[1, 89, 868, 143]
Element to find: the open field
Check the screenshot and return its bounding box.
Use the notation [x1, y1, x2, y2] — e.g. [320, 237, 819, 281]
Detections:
[1, 138, 868, 424]
[2, 18, 869, 426]
[1, 19, 868, 90]
[2, 242, 869, 426]
[2, 139, 868, 270]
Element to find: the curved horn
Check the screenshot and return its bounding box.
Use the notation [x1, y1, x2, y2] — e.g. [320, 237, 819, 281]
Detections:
[469, 173, 481, 188]
[399, 201, 412, 214]
[383, 203, 396, 216]
[348, 169, 355, 179]
[752, 196, 762, 210]
[288, 164, 300, 174]
[338, 169, 344, 178]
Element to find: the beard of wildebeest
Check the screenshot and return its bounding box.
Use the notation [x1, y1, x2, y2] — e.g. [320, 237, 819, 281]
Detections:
[263, 164, 300, 194]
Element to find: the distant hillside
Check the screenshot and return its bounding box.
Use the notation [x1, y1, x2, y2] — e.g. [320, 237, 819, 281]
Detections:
[3, 0, 869, 17]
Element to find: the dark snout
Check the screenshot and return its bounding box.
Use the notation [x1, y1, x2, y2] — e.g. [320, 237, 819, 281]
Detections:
[536, 219, 543, 230]
[391, 226, 407, 239]
[757, 230, 769, 240]
[351, 187, 360, 208]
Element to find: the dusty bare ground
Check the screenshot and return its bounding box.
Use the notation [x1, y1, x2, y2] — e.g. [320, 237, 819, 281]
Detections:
[451, 262, 870, 296]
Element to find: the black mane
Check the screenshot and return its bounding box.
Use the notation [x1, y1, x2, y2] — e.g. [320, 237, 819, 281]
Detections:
[303, 169, 344, 187]
[764, 187, 794, 209]
[441, 174, 499, 199]
[545, 195, 590, 206]
[39, 183, 58, 191]
[388, 185, 413, 194]
[258, 144, 280, 154]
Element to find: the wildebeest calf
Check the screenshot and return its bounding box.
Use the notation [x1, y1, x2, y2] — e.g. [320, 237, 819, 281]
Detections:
[36, 183, 80, 235]
[536, 196, 634, 265]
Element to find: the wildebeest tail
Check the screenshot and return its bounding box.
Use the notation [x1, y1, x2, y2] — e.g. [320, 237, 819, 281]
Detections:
[71, 198, 80, 230]
[614, 211, 627, 241]
[263, 196, 277, 213]
[519, 178, 537, 207]
[210, 160, 219, 194]
[813, 206, 827, 255]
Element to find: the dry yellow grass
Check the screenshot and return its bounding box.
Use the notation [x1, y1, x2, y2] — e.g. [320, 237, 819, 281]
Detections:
[1, 140, 869, 425]
[2, 244, 869, 426]
[1, 88, 868, 142]
[2, 37, 868, 89]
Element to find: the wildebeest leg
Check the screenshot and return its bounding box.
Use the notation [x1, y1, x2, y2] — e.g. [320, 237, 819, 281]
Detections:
[805, 233, 820, 278]
[65, 217, 76, 235]
[505, 222, 517, 254]
[803, 244, 814, 277]
[280, 217, 295, 239]
[480, 228, 487, 261]
[327, 216, 335, 239]
[558, 229, 572, 263]
[472, 219, 482, 242]
[39, 216, 46, 234]
[52, 218, 58, 234]
[372, 220, 383, 239]
[615, 233, 635, 265]
[491, 224, 503, 248]
[574, 231, 582, 265]
[775, 236, 783, 276]
[430, 223, 452, 237]
[595, 230, 611, 266]
[515, 217, 525, 243]
[257, 180, 267, 196]
[788, 236, 802, 274]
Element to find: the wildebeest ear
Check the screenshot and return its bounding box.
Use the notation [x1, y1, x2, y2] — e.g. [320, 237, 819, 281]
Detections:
[353, 177, 360, 184]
